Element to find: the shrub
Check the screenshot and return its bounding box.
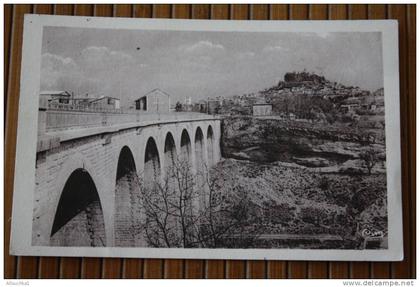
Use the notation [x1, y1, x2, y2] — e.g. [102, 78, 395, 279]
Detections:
[318, 176, 330, 191]
[300, 206, 329, 226]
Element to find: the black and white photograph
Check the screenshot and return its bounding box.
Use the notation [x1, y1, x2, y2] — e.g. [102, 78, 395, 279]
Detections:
[10, 15, 403, 261]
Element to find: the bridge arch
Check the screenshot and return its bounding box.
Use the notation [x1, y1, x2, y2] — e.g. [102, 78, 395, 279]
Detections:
[164, 132, 177, 172]
[207, 125, 215, 167]
[50, 168, 106, 247]
[180, 129, 192, 164]
[45, 152, 112, 246]
[114, 146, 141, 246]
[195, 127, 205, 170]
[144, 137, 161, 186]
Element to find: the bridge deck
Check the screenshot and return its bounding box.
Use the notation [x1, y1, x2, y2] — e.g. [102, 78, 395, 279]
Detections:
[37, 111, 220, 152]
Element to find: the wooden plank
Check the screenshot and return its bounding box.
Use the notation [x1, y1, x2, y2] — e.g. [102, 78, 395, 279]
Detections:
[406, 5, 416, 278]
[287, 261, 307, 279]
[270, 4, 288, 20]
[74, 4, 93, 16]
[38, 257, 60, 279]
[192, 4, 210, 20]
[251, 4, 269, 20]
[226, 260, 246, 279]
[60, 257, 81, 279]
[211, 4, 229, 20]
[17, 257, 38, 279]
[80, 258, 101, 279]
[4, 4, 13, 110]
[350, 262, 370, 279]
[133, 4, 153, 18]
[114, 4, 132, 18]
[122, 259, 143, 279]
[164, 259, 184, 279]
[184, 259, 205, 279]
[54, 4, 73, 15]
[329, 4, 348, 19]
[102, 258, 123, 279]
[329, 262, 349, 279]
[247, 260, 266, 279]
[267, 261, 287, 279]
[205, 260, 225, 279]
[349, 4, 368, 19]
[309, 4, 328, 20]
[387, 4, 411, 279]
[290, 4, 309, 20]
[6, 4, 33, 279]
[94, 4, 113, 18]
[172, 4, 191, 19]
[308, 261, 328, 279]
[153, 4, 171, 18]
[231, 4, 249, 21]
[143, 258, 164, 278]
[371, 263, 392, 279]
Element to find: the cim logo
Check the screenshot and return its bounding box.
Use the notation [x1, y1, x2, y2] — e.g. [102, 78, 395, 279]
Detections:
[361, 228, 384, 238]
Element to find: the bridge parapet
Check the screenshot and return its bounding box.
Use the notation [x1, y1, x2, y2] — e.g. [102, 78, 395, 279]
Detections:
[38, 109, 219, 134]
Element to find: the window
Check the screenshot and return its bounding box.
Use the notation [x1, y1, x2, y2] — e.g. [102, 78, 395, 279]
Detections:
[59, 97, 69, 104]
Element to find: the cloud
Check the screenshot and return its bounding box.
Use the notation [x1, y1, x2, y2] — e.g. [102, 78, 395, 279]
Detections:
[78, 46, 134, 73]
[41, 53, 79, 89]
[41, 53, 77, 70]
[182, 40, 225, 54]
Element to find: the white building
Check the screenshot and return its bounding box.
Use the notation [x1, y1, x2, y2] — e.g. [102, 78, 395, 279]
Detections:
[135, 89, 170, 112]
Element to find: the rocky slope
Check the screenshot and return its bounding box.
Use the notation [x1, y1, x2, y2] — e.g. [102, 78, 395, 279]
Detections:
[221, 116, 386, 173]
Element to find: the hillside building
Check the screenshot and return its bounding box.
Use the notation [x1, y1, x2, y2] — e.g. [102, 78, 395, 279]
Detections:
[135, 89, 170, 112]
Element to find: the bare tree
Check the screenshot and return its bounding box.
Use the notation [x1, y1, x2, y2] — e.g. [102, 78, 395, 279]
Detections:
[138, 159, 263, 248]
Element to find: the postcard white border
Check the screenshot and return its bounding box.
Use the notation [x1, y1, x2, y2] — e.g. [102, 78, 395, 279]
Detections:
[10, 14, 403, 261]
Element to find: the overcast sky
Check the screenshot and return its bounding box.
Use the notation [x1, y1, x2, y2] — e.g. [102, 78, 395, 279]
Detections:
[41, 26, 383, 106]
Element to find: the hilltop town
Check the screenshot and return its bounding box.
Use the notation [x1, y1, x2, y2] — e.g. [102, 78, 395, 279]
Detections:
[203, 71, 384, 128]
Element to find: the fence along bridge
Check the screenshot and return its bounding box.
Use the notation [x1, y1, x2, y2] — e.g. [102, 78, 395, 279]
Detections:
[34, 106, 222, 247]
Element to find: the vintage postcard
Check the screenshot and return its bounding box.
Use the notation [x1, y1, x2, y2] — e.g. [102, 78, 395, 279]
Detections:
[10, 15, 403, 261]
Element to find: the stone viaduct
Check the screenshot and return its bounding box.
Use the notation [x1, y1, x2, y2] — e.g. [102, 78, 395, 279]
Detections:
[33, 107, 222, 247]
